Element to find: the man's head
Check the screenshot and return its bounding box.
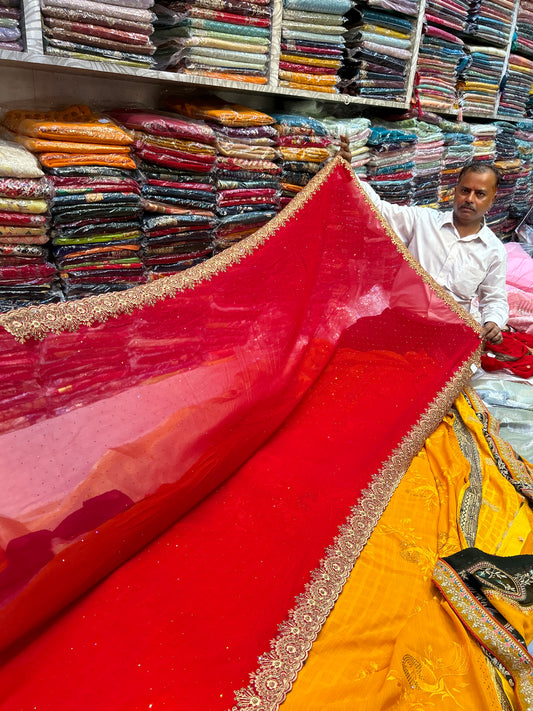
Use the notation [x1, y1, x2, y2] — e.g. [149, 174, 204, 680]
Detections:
[453, 162, 499, 233]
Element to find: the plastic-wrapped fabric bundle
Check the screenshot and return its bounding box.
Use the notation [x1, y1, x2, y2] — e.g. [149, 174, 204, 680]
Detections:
[271, 113, 334, 210]
[40, 0, 156, 67]
[415, 24, 467, 112]
[393, 118, 444, 207]
[463, 0, 514, 48]
[204, 104, 280, 250]
[483, 122, 521, 239]
[365, 122, 418, 205]
[320, 116, 370, 177]
[340, 4, 418, 101]
[514, 0, 533, 59]
[109, 108, 217, 277]
[509, 121, 533, 231]
[161, 97, 280, 251]
[2, 106, 145, 300]
[214, 127, 281, 250]
[460, 44, 506, 116]
[499, 54, 533, 119]
[0, 138, 60, 311]
[280, 0, 350, 94]
[425, 0, 468, 32]
[437, 119, 474, 209]
[468, 121, 497, 163]
[0, 0, 23, 51]
[152, 0, 272, 84]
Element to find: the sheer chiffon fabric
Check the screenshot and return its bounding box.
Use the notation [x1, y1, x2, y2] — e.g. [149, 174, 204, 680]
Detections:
[0, 159, 481, 709]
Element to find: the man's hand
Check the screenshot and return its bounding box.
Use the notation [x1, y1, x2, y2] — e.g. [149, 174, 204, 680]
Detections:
[481, 321, 503, 344]
[338, 135, 352, 163]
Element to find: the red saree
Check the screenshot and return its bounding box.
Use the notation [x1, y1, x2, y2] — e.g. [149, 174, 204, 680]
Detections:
[0, 157, 481, 709]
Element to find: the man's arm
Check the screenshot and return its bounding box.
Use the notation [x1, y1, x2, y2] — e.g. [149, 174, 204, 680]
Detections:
[477, 249, 508, 345]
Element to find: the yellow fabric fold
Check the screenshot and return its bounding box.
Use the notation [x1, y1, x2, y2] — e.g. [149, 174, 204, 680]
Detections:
[280, 390, 533, 711]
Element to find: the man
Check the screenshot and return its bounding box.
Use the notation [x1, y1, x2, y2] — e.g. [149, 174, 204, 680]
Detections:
[339, 136, 508, 344]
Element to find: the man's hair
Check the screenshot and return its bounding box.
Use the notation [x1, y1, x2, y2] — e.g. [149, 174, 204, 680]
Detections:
[458, 161, 500, 189]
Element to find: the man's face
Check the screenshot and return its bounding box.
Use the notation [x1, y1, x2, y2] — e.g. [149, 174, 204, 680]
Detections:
[453, 169, 498, 227]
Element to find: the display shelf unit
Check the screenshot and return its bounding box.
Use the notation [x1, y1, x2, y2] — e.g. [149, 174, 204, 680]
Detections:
[0, 0, 426, 111]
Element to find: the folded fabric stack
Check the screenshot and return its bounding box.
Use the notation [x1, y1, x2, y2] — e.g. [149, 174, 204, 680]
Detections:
[366, 0, 419, 16]
[214, 123, 281, 249]
[2, 105, 144, 300]
[463, 0, 514, 48]
[152, 0, 272, 84]
[163, 97, 280, 250]
[365, 123, 417, 204]
[396, 119, 444, 207]
[461, 45, 506, 116]
[321, 117, 370, 178]
[0, 137, 58, 311]
[499, 54, 533, 119]
[469, 121, 497, 162]
[109, 108, 217, 278]
[0, 0, 23, 51]
[425, 0, 468, 33]
[415, 25, 468, 113]
[486, 123, 521, 237]
[41, 0, 156, 68]
[437, 123, 474, 209]
[514, 0, 533, 59]
[510, 120, 533, 229]
[278, 0, 350, 94]
[487, 158, 522, 239]
[341, 6, 414, 101]
[272, 113, 332, 210]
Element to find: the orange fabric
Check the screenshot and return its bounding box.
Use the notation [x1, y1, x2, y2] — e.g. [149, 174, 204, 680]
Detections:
[280, 391, 533, 710]
[13, 135, 131, 154]
[162, 96, 274, 126]
[2, 105, 133, 145]
[38, 153, 137, 169]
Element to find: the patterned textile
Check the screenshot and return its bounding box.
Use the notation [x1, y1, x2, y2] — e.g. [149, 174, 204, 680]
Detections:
[0, 162, 482, 711]
[153, 0, 272, 80]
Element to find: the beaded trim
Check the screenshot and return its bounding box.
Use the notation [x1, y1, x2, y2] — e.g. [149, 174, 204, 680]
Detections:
[433, 558, 533, 710]
[231, 348, 481, 711]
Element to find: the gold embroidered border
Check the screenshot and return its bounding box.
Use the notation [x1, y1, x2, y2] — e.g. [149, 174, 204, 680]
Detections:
[230, 346, 481, 711]
[352, 163, 481, 335]
[433, 558, 533, 709]
[0, 157, 340, 343]
[0, 155, 480, 342]
[463, 386, 533, 491]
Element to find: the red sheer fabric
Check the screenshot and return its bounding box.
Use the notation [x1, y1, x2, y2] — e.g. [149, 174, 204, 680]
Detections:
[0, 158, 480, 709]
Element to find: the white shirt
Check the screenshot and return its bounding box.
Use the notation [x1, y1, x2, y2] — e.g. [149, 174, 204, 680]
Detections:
[358, 178, 509, 328]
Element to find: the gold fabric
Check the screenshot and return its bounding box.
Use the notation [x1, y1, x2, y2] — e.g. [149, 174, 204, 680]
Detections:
[280, 388, 533, 711]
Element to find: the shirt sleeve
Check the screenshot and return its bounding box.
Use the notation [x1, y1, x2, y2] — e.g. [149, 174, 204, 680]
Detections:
[477, 246, 509, 329]
[354, 177, 424, 248]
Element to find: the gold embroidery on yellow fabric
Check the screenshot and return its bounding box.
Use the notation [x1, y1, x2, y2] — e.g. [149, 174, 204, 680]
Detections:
[388, 643, 470, 708]
[231, 354, 480, 711]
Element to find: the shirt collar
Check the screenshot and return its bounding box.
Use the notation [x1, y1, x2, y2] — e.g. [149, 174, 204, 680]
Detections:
[439, 210, 493, 244]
